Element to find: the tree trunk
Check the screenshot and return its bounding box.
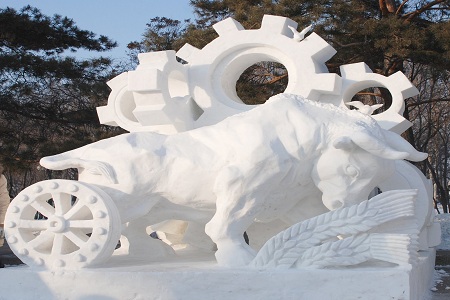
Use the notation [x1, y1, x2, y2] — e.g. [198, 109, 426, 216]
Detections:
[379, 0, 396, 16]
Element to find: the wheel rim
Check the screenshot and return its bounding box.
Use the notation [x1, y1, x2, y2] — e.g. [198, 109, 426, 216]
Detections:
[5, 179, 121, 269]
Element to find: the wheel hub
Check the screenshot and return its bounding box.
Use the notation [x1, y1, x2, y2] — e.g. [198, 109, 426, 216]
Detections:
[48, 216, 67, 233]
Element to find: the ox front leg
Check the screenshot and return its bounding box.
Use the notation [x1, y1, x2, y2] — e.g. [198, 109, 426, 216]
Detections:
[206, 167, 260, 267]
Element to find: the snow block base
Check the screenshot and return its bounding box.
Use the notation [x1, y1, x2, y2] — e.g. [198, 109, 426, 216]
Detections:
[0, 249, 436, 300]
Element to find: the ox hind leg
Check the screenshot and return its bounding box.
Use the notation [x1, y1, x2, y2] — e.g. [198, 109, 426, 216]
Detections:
[145, 200, 215, 251]
[119, 198, 214, 259]
[206, 166, 266, 267]
[116, 196, 176, 259]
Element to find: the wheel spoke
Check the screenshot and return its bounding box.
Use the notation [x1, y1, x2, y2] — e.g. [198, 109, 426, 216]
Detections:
[64, 200, 87, 220]
[67, 220, 95, 229]
[28, 230, 54, 249]
[31, 201, 55, 218]
[18, 219, 48, 230]
[64, 229, 89, 248]
[51, 233, 65, 255]
[53, 192, 72, 216]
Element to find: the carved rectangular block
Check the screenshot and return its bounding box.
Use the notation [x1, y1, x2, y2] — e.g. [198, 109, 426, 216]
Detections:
[0, 250, 436, 300]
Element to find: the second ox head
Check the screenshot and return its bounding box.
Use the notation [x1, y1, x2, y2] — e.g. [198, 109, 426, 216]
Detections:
[311, 129, 427, 211]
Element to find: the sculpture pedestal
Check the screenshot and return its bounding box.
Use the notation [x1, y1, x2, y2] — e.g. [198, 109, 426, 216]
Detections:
[0, 249, 435, 300]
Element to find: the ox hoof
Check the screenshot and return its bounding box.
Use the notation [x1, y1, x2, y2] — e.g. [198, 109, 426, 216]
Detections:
[215, 242, 256, 267]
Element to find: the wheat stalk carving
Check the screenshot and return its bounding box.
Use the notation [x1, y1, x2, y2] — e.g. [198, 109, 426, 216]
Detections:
[297, 233, 419, 268]
[251, 189, 418, 269]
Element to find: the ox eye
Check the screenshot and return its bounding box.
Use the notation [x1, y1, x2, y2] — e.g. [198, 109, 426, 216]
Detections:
[345, 165, 359, 177]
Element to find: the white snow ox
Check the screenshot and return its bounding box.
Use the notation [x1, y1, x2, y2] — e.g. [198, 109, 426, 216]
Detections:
[40, 94, 427, 266]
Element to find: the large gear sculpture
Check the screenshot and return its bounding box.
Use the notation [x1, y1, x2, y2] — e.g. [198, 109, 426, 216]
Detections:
[177, 15, 341, 127]
[97, 15, 418, 135]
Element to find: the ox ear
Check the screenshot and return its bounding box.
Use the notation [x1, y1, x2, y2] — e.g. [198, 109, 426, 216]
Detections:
[344, 131, 411, 160]
[333, 137, 356, 151]
[382, 130, 428, 162]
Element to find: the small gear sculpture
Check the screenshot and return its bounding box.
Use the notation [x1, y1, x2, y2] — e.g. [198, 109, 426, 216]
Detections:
[97, 15, 418, 135]
[97, 51, 196, 134]
[338, 62, 419, 134]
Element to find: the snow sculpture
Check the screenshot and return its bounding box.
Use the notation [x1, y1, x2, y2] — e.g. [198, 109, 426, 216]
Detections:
[252, 189, 419, 268]
[338, 62, 419, 134]
[5, 180, 121, 269]
[97, 15, 417, 136]
[97, 51, 194, 134]
[3, 16, 439, 298]
[6, 94, 427, 269]
[97, 15, 341, 133]
[3, 14, 440, 300]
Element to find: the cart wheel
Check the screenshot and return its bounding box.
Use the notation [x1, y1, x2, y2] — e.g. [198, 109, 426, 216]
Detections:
[4, 180, 121, 269]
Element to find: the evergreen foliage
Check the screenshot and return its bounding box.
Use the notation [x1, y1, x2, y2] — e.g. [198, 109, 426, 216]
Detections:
[0, 6, 123, 195]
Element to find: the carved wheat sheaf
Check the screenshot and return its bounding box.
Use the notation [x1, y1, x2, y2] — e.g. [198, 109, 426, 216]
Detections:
[251, 189, 419, 269]
[298, 233, 418, 268]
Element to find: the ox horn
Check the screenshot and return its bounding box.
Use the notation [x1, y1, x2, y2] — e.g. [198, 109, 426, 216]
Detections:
[382, 130, 428, 162]
[333, 131, 410, 160]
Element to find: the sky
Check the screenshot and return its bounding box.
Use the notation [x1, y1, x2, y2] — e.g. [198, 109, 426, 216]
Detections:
[1, 0, 195, 59]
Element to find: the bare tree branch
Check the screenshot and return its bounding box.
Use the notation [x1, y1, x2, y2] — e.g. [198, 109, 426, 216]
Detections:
[402, 0, 447, 22]
[396, 0, 410, 15]
[379, 0, 397, 16]
[406, 98, 450, 108]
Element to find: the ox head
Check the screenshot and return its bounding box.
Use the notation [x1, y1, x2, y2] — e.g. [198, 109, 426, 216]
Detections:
[311, 129, 427, 210]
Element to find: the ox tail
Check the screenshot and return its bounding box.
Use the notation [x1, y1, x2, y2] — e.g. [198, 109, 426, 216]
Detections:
[40, 155, 117, 184]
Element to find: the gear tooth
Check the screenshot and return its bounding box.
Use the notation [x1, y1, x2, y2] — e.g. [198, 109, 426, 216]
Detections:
[96, 106, 119, 126]
[373, 113, 412, 134]
[301, 33, 336, 63]
[307, 74, 342, 99]
[162, 97, 195, 130]
[137, 51, 175, 69]
[133, 102, 170, 125]
[389, 72, 419, 99]
[128, 69, 163, 92]
[313, 73, 342, 95]
[340, 62, 372, 79]
[106, 72, 128, 89]
[176, 43, 201, 63]
[132, 95, 195, 133]
[186, 97, 204, 121]
[261, 15, 298, 37]
[213, 17, 244, 36]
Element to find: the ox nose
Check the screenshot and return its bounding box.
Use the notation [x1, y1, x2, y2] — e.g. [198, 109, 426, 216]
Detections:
[323, 197, 344, 210]
[330, 200, 344, 210]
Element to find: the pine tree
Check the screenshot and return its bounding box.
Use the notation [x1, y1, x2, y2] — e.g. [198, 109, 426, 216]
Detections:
[0, 6, 123, 195]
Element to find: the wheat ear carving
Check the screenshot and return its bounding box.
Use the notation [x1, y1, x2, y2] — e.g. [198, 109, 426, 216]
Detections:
[297, 233, 419, 268]
[251, 189, 418, 269]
